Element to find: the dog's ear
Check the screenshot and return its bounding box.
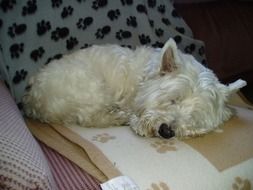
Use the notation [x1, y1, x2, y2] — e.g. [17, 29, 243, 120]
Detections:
[219, 79, 247, 100]
[160, 38, 179, 75]
[227, 79, 247, 95]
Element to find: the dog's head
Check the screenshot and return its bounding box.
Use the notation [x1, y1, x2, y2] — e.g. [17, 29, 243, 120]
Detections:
[130, 39, 247, 139]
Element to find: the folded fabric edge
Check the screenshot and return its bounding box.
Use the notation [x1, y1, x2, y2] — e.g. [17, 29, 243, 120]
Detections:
[51, 124, 122, 180]
[25, 119, 111, 183]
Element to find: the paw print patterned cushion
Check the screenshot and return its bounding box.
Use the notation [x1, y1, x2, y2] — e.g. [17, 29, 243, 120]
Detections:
[0, 0, 206, 106]
[27, 101, 253, 190]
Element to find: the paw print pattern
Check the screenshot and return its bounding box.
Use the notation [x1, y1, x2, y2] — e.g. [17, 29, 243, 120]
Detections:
[37, 20, 51, 36]
[116, 30, 132, 40]
[184, 43, 196, 54]
[66, 37, 78, 50]
[92, 0, 108, 10]
[150, 139, 177, 153]
[126, 16, 137, 28]
[162, 18, 171, 26]
[76, 17, 93, 30]
[0, 0, 16, 12]
[152, 41, 164, 48]
[136, 4, 147, 14]
[155, 28, 164, 37]
[81, 43, 92, 49]
[12, 69, 28, 84]
[147, 182, 170, 190]
[149, 19, 154, 28]
[171, 9, 180, 18]
[95, 25, 111, 39]
[175, 26, 185, 34]
[232, 177, 251, 190]
[9, 43, 24, 59]
[45, 53, 63, 65]
[30, 47, 45, 62]
[22, 0, 37, 16]
[61, 6, 74, 19]
[198, 46, 205, 56]
[81, 44, 92, 49]
[147, 0, 156, 8]
[121, 44, 132, 49]
[92, 133, 116, 143]
[51, 0, 62, 8]
[107, 9, 120, 21]
[52, 53, 63, 60]
[8, 23, 27, 38]
[157, 4, 165, 14]
[120, 0, 133, 6]
[202, 59, 207, 66]
[174, 35, 182, 44]
[51, 27, 69, 41]
[139, 34, 151, 45]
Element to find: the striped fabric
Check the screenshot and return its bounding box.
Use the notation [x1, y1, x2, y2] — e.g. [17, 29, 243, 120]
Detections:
[40, 142, 102, 190]
[0, 81, 57, 190]
[0, 81, 102, 190]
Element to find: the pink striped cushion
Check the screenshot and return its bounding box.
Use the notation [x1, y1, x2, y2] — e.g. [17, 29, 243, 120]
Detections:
[0, 81, 57, 190]
[40, 142, 102, 190]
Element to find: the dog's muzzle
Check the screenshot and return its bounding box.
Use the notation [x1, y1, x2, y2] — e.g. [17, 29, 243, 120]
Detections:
[158, 123, 175, 139]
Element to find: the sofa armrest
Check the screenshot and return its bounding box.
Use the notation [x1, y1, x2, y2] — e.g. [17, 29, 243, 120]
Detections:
[0, 81, 57, 190]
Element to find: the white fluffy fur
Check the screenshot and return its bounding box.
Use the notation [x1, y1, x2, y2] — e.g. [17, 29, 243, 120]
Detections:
[23, 39, 247, 138]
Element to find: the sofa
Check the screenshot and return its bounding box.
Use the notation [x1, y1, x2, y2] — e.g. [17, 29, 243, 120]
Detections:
[1, 0, 253, 189]
[175, 0, 253, 101]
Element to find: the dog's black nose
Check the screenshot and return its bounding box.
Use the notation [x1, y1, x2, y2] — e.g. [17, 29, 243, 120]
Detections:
[158, 123, 175, 139]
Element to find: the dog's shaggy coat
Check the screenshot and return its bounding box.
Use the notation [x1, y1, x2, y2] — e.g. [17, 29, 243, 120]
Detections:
[23, 39, 246, 138]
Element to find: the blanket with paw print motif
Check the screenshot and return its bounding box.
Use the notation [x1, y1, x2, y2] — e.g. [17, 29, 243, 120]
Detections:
[26, 93, 253, 190]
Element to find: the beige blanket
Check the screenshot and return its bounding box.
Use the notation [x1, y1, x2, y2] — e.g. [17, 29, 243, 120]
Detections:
[26, 93, 253, 189]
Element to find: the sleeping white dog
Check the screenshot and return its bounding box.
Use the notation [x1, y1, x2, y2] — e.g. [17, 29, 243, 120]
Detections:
[22, 38, 246, 139]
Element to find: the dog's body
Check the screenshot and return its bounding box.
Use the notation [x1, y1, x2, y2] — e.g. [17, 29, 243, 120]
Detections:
[23, 39, 246, 138]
